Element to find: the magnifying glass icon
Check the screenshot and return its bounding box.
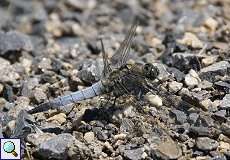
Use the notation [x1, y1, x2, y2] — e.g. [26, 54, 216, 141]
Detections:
[3, 141, 18, 157]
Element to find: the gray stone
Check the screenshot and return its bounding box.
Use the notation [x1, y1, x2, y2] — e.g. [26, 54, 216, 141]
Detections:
[0, 31, 33, 55]
[77, 59, 104, 83]
[188, 113, 199, 124]
[220, 94, 230, 109]
[168, 81, 183, 93]
[189, 126, 210, 137]
[123, 147, 145, 160]
[92, 127, 108, 141]
[199, 61, 230, 82]
[68, 139, 92, 160]
[184, 69, 201, 87]
[37, 133, 74, 160]
[212, 110, 227, 122]
[152, 139, 182, 160]
[66, 0, 96, 11]
[167, 67, 185, 82]
[27, 133, 55, 146]
[221, 123, 230, 137]
[171, 109, 187, 124]
[0, 58, 20, 83]
[214, 81, 230, 93]
[196, 137, 218, 151]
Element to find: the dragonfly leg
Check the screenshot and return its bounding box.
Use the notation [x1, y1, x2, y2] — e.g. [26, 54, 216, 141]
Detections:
[114, 79, 144, 112]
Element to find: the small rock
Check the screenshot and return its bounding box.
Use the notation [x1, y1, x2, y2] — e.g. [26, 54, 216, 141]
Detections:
[47, 113, 67, 125]
[219, 141, 230, 151]
[198, 80, 213, 89]
[152, 139, 182, 159]
[68, 139, 92, 159]
[84, 131, 95, 143]
[0, 31, 33, 55]
[37, 133, 74, 160]
[0, 58, 20, 83]
[219, 94, 230, 109]
[189, 126, 210, 137]
[171, 53, 202, 71]
[168, 81, 183, 93]
[104, 141, 114, 153]
[196, 137, 219, 151]
[178, 32, 203, 48]
[203, 17, 218, 33]
[188, 113, 199, 124]
[212, 110, 226, 123]
[4, 120, 16, 136]
[123, 147, 145, 160]
[199, 99, 212, 111]
[221, 123, 230, 137]
[202, 56, 218, 66]
[66, 0, 96, 11]
[93, 127, 108, 141]
[0, 83, 3, 94]
[185, 69, 201, 87]
[199, 61, 230, 82]
[38, 58, 52, 71]
[167, 67, 185, 82]
[114, 133, 127, 140]
[33, 88, 47, 103]
[171, 109, 187, 124]
[27, 133, 55, 146]
[215, 81, 230, 93]
[145, 94, 163, 107]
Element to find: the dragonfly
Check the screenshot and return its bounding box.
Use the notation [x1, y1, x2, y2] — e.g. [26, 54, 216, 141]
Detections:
[28, 21, 160, 114]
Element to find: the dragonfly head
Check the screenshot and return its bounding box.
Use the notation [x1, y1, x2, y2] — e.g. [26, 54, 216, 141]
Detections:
[143, 63, 159, 80]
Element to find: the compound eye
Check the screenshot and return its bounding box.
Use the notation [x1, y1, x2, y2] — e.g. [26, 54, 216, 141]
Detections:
[144, 63, 152, 71]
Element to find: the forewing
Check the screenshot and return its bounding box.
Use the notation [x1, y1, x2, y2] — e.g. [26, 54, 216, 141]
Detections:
[100, 39, 112, 77]
[110, 21, 138, 68]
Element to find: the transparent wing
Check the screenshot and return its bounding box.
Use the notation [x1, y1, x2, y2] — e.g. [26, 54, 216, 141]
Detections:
[100, 39, 112, 77]
[110, 21, 138, 68]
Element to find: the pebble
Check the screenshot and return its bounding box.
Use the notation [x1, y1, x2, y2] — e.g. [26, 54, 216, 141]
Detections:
[188, 113, 199, 124]
[202, 56, 218, 66]
[203, 17, 218, 33]
[196, 137, 219, 151]
[123, 147, 145, 160]
[219, 94, 230, 109]
[0, 83, 3, 94]
[168, 81, 183, 93]
[171, 109, 187, 124]
[0, 30, 33, 55]
[178, 32, 203, 48]
[5, 120, 16, 136]
[37, 133, 75, 160]
[66, 0, 96, 11]
[38, 58, 52, 71]
[114, 133, 127, 140]
[27, 132, 55, 146]
[219, 141, 230, 151]
[153, 139, 182, 159]
[184, 69, 201, 87]
[145, 94, 163, 107]
[199, 61, 230, 82]
[33, 88, 47, 103]
[47, 113, 67, 125]
[221, 123, 230, 137]
[0, 58, 20, 83]
[84, 131, 95, 143]
[199, 99, 212, 111]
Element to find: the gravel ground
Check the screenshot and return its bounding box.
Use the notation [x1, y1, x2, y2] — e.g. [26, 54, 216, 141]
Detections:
[0, 0, 230, 160]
